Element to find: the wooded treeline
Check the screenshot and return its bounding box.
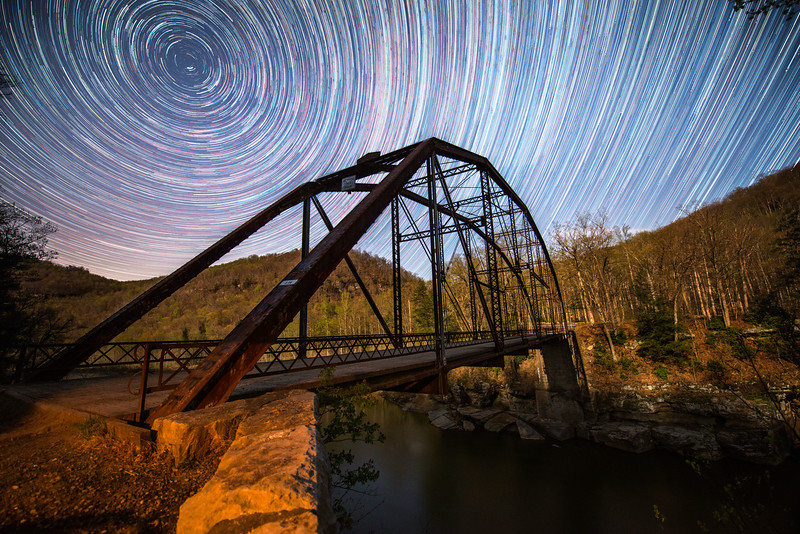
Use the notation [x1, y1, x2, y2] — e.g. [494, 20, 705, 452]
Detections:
[549, 163, 800, 354]
[19, 249, 430, 343]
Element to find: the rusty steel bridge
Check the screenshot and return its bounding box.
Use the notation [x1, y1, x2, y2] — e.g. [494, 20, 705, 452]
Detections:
[14, 138, 581, 425]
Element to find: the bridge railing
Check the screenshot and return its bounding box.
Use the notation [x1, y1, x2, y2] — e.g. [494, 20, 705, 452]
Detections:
[11, 327, 558, 421]
[13, 328, 559, 379]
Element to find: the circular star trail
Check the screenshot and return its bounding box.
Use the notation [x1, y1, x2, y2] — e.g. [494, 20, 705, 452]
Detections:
[1, 0, 799, 280]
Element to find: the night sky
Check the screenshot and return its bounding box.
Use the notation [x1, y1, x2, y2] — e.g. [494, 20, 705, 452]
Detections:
[1, 1, 798, 281]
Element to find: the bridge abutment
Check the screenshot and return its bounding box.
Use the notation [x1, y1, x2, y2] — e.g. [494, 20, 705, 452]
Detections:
[532, 337, 585, 425]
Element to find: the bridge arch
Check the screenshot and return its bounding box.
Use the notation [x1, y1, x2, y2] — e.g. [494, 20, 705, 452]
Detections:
[26, 139, 575, 421]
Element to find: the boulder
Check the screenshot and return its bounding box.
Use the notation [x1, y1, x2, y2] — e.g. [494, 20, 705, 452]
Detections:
[532, 419, 575, 441]
[484, 412, 518, 433]
[176, 425, 335, 534]
[589, 422, 654, 453]
[650, 425, 721, 460]
[466, 382, 500, 408]
[236, 390, 317, 438]
[516, 419, 545, 441]
[716, 425, 793, 465]
[152, 399, 252, 465]
[456, 406, 500, 424]
[428, 409, 459, 430]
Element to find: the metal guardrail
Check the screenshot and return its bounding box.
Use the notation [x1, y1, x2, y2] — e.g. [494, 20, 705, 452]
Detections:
[12, 326, 561, 422]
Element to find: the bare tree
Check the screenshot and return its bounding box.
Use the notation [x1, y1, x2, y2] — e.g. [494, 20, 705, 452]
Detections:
[551, 211, 620, 357]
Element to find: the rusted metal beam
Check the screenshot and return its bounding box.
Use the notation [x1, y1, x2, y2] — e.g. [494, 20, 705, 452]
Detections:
[28, 181, 322, 382]
[146, 139, 435, 421]
[28, 149, 415, 382]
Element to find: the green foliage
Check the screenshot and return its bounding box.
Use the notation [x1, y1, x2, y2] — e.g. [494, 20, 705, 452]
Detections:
[688, 458, 783, 532]
[731, 0, 799, 20]
[15, 249, 424, 346]
[619, 357, 638, 381]
[745, 297, 799, 363]
[635, 306, 690, 364]
[706, 327, 754, 361]
[652, 504, 666, 532]
[317, 367, 385, 530]
[410, 280, 434, 332]
[707, 317, 726, 331]
[0, 198, 65, 380]
[654, 365, 669, 381]
[610, 329, 627, 345]
[706, 359, 728, 386]
[592, 343, 615, 371]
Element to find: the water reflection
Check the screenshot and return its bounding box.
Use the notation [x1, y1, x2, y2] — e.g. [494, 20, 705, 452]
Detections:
[329, 399, 800, 533]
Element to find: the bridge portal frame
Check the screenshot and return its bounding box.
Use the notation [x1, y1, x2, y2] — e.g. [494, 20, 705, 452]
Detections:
[23, 138, 571, 423]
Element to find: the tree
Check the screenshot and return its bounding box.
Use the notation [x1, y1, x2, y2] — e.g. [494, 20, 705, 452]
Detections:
[410, 280, 434, 332]
[317, 368, 384, 530]
[731, 0, 800, 19]
[551, 212, 620, 357]
[0, 197, 60, 378]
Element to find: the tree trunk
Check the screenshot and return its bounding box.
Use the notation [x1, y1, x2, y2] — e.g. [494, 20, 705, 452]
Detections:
[693, 268, 709, 318]
[602, 323, 617, 362]
[673, 296, 680, 343]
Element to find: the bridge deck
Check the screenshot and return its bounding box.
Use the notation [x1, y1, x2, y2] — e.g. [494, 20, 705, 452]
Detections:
[1, 335, 553, 421]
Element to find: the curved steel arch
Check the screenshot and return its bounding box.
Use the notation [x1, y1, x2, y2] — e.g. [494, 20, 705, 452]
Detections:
[26, 138, 569, 420]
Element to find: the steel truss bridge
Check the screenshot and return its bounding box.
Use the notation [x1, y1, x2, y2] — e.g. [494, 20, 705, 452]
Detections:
[17, 138, 579, 424]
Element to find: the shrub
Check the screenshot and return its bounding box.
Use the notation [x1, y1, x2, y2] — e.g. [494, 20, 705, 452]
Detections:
[654, 365, 669, 381]
[708, 327, 754, 360]
[707, 317, 726, 331]
[636, 306, 690, 364]
[610, 329, 628, 345]
[706, 359, 727, 385]
[593, 343, 615, 371]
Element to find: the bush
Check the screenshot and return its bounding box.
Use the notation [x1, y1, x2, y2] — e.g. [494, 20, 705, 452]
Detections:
[317, 368, 384, 530]
[610, 329, 628, 345]
[76, 416, 107, 439]
[636, 306, 690, 364]
[706, 359, 727, 385]
[707, 328, 754, 360]
[707, 317, 726, 331]
[654, 365, 669, 381]
[593, 343, 615, 371]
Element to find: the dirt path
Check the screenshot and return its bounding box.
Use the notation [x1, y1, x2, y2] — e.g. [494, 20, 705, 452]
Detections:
[0, 393, 218, 533]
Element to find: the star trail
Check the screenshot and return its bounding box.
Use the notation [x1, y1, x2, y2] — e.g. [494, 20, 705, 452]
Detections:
[0, 1, 798, 280]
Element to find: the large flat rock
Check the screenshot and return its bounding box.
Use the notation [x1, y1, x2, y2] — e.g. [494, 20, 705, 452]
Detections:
[151, 390, 335, 533]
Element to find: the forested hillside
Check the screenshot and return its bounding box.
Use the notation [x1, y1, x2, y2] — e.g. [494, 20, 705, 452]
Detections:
[548, 163, 800, 387]
[20, 250, 426, 343]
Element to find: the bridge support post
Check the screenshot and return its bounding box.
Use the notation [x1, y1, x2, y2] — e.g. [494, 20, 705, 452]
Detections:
[533, 337, 585, 424]
[299, 198, 310, 359]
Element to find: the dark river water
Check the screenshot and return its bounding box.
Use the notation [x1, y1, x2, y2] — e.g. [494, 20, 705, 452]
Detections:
[330, 399, 800, 534]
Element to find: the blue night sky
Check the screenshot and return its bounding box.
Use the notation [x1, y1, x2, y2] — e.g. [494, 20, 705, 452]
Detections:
[1, 1, 799, 281]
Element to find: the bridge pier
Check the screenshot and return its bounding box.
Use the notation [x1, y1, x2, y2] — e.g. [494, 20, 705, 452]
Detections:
[532, 337, 585, 424]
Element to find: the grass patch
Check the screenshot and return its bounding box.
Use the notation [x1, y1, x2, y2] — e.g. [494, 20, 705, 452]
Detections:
[76, 415, 107, 439]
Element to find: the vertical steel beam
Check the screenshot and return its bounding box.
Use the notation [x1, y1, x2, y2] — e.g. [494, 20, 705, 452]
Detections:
[427, 156, 447, 393]
[299, 198, 310, 358]
[310, 196, 397, 346]
[481, 171, 504, 351]
[391, 198, 403, 346]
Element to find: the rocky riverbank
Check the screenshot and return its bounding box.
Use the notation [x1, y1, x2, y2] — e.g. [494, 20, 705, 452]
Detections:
[379, 381, 798, 465]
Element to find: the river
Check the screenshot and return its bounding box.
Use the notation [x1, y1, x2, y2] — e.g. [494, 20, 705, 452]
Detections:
[330, 398, 800, 533]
